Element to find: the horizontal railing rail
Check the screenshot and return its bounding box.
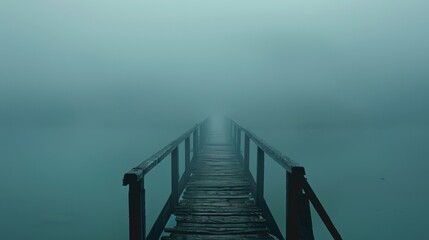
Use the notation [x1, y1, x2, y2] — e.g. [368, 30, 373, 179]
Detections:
[230, 118, 342, 240]
[238, 126, 304, 174]
[122, 117, 208, 240]
[123, 125, 198, 186]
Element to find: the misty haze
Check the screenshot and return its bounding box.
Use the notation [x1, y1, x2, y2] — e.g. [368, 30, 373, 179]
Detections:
[1, 1, 429, 239]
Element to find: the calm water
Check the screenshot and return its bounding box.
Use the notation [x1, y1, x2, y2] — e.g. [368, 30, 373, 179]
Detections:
[1, 1, 428, 239]
[1, 123, 428, 239]
[0, 125, 184, 240]
[255, 124, 429, 239]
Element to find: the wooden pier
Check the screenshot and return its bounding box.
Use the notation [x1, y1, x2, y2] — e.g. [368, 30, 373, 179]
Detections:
[123, 116, 342, 240]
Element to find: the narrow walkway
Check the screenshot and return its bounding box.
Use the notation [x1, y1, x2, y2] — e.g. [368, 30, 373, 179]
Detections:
[163, 123, 274, 239]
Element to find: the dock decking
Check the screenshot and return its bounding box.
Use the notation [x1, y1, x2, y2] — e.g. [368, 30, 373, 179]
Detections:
[163, 141, 274, 239]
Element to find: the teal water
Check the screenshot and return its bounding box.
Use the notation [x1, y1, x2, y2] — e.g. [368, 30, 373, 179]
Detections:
[0, 125, 183, 239]
[255, 125, 429, 239]
[1, 0, 429, 239]
[1, 124, 428, 239]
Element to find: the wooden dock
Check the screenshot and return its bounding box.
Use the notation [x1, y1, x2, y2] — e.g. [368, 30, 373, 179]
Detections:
[123, 116, 342, 240]
[163, 129, 274, 239]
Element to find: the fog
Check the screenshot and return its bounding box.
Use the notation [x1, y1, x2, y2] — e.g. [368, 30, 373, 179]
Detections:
[1, 0, 428, 239]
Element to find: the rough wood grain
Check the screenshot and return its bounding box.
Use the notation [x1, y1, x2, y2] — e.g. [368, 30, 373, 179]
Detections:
[164, 128, 275, 239]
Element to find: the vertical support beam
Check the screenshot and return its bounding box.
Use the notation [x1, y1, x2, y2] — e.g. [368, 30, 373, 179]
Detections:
[286, 169, 303, 240]
[193, 129, 198, 158]
[128, 179, 145, 240]
[244, 134, 250, 172]
[237, 128, 241, 154]
[185, 137, 190, 171]
[171, 147, 179, 209]
[298, 188, 315, 240]
[256, 147, 264, 205]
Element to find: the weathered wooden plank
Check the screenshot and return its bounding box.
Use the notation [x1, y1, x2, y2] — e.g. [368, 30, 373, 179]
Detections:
[176, 222, 267, 229]
[175, 215, 266, 223]
[164, 127, 278, 240]
[183, 195, 251, 199]
[185, 186, 250, 191]
[162, 233, 274, 240]
[165, 226, 270, 235]
[175, 205, 260, 210]
[174, 212, 262, 217]
[183, 191, 251, 196]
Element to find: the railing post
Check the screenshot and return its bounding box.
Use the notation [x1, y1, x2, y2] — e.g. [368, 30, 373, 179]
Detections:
[171, 147, 179, 209]
[185, 137, 190, 171]
[286, 170, 298, 240]
[244, 134, 250, 171]
[256, 147, 264, 205]
[286, 168, 314, 240]
[193, 129, 198, 157]
[128, 179, 145, 240]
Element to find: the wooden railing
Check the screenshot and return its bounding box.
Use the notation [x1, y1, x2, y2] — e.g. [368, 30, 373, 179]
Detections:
[230, 118, 342, 240]
[122, 116, 342, 240]
[122, 118, 208, 240]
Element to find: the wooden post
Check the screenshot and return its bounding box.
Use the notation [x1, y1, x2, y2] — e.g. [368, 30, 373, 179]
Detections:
[128, 179, 145, 240]
[256, 147, 264, 205]
[185, 137, 190, 171]
[171, 147, 179, 209]
[244, 134, 250, 171]
[286, 170, 316, 240]
[298, 188, 315, 240]
[286, 169, 302, 240]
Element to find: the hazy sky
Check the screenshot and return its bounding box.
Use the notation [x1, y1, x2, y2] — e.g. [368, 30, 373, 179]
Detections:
[1, 1, 429, 239]
[1, 0, 428, 129]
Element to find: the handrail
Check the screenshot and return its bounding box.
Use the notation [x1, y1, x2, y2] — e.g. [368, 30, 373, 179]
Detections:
[230, 118, 342, 240]
[122, 117, 208, 240]
[123, 125, 198, 186]
[235, 123, 304, 174]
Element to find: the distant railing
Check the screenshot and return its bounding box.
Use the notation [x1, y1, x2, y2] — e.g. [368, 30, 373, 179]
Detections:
[122, 118, 208, 240]
[230, 118, 342, 240]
